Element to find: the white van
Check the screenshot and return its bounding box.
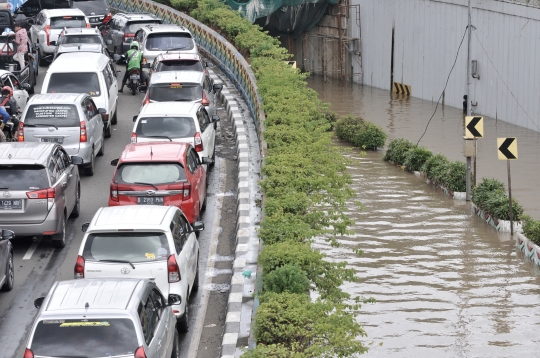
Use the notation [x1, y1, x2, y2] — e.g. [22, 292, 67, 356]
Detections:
[41, 52, 119, 136]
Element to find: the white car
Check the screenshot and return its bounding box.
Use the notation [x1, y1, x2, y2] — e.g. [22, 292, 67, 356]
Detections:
[0, 69, 29, 111]
[132, 102, 219, 165]
[75, 205, 203, 331]
[30, 8, 90, 65]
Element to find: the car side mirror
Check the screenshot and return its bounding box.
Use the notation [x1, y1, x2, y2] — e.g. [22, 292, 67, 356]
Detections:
[71, 156, 84, 165]
[34, 297, 45, 309]
[81, 222, 90, 232]
[191, 221, 204, 232]
[201, 157, 213, 165]
[113, 54, 120, 61]
[167, 294, 181, 306]
[98, 108, 106, 114]
[22, 83, 31, 90]
[110, 158, 119, 166]
[132, 115, 138, 122]
[211, 115, 220, 123]
[138, 85, 147, 93]
[213, 83, 223, 92]
[1, 229, 14, 240]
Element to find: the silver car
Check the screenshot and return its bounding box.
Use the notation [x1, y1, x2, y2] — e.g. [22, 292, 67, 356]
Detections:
[0, 229, 14, 292]
[20, 93, 106, 176]
[0, 142, 83, 247]
[27, 278, 179, 358]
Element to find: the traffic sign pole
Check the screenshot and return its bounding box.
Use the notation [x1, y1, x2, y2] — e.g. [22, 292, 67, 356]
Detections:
[497, 137, 518, 235]
[474, 138, 477, 186]
[508, 160, 513, 235]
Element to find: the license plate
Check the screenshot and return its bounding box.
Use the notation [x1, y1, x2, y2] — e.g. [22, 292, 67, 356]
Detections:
[130, 75, 140, 80]
[0, 199, 22, 210]
[137, 197, 164, 205]
[41, 137, 63, 144]
[90, 17, 99, 22]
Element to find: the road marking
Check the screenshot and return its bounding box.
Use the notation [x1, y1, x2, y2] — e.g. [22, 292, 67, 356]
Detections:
[23, 236, 42, 260]
[188, 157, 226, 357]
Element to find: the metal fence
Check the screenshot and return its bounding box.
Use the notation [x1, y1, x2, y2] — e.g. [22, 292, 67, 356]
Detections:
[496, 0, 540, 7]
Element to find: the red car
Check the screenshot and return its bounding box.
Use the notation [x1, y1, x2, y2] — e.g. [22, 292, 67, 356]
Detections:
[108, 142, 212, 223]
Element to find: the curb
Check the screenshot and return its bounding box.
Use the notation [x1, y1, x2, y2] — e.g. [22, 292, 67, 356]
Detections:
[517, 233, 540, 265]
[471, 203, 523, 233]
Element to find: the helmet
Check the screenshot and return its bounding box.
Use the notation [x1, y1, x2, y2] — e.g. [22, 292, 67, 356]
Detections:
[130, 41, 139, 50]
[1, 86, 12, 98]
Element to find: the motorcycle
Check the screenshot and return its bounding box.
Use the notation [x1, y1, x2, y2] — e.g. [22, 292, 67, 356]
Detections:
[120, 55, 141, 95]
[1, 113, 19, 142]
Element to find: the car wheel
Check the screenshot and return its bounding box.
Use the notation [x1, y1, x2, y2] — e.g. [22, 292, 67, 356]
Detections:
[201, 196, 207, 212]
[70, 184, 80, 218]
[111, 109, 118, 125]
[171, 330, 179, 358]
[192, 258, 199, 292]
[1, 252, 14, 292]
[85, 151, 95, 176]
[104, 122, 112, 138]
[52, 215, 66, 248]
[97, 138, 105, 156]
[210, 145, 216, 167]
[177, 300, 189, 332]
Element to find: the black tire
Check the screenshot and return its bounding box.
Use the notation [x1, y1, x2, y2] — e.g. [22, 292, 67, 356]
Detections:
[1, 252, 14, 292]
[210, 145, 216, 167]
[104, 122, 112, 138]
[192, 258, 199, 292]
[52, 215, 66, 248]
[131, 84, 136, 95]
[111, 109, 117, 125]
[201, 196, 207, 212]
[171, 330, 179, 358]
[70, 184, 80, 218]
[177, 301, 189, 332]
[97, 138, 105, 156]
[85, 152, 95, 176]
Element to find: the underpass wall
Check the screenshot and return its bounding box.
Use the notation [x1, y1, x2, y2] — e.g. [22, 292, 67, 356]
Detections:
[353, 0, 540, 130]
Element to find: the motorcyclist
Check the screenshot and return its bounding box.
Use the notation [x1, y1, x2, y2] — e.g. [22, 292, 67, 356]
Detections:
[119, 41, 145, 93]
[0, 86, 19, 116]
[0, 105, 11, 142]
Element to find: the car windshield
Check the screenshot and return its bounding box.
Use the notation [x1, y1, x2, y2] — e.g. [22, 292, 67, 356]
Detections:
[0, 165, 49, 190]
[126, 21, 161, 34]
[24, 104, 80, 127]
[63, 35, 102, 44]
[31, 318, 139, 357]
[146, 33, 194, 51]
[157, 60, 203, 72]
[83, 232, 170, 263]
[50, 16, 86, 29]
[148, 83, 201, 102]
[47, 72, 101, 97]
[115, 163, 187, 185]
[136, 117, 196, 138]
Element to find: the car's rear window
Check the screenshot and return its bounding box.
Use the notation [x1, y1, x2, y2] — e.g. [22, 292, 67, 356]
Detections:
[115, 163, 187, 185]
[50, 16, 86, 29]
[31, 318, 139, 357]
[83, 232, 170, 262]
[135, 116, 196, 138]
[0, 165, 49, 190]
[47, 72, 101, 97]
[24, 104, 80, 127]
[156, 60, 203, 72]
[148, 83, 201, 102]
[126, 20, 161, 34]
[63, 35, 102, 44]
[146, 33, 194, 51]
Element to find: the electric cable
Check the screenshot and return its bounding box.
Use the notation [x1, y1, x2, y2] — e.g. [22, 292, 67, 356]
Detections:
[417, 26, 468, 145]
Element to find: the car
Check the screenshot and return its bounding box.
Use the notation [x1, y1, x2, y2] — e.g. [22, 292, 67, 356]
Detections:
[41, 52, 119, 127]
[108, 142, 212, 223]
[134, 24, 198, 77]
[0, 229, 14, 292]
[75, 206, 204, 330]
[132, 102, 219, 166]
[147, 52, 209, 82]
[55, 26, 105, 47]
[0, 69, 31, 110]
[70, 0, 111, 27]
[13, 0, 72, 30]
[29, 8, 89, 64]
[26, 278, 179, 358]
[0, 142, 83, 247]
[19, 93, 107, 176]
[100, 12, 162, 57]
[140, 71, 223, 130]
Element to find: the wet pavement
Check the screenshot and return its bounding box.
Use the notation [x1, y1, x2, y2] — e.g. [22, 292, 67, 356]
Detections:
[308, 77, 540, 357]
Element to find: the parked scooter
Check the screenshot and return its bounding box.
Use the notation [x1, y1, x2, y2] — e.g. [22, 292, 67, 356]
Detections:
[2, 113, 19, 142]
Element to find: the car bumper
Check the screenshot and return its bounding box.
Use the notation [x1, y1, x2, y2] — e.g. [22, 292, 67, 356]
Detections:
[0, 207, 59, 237]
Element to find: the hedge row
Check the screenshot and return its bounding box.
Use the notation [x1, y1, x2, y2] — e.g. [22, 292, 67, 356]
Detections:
[471, 178, 523, 221]
[335, 114, 387, 150]
[163, 0, 368, 356]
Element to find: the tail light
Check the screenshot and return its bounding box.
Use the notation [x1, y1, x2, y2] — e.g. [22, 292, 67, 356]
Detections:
[26, 187, 55, 199]
[182, 183, 191, 200]
[86, 23, 91, 28]
[80, 121, 87, 142]
[123, 33, 135, 43]
[45, 25, 50, 46]
[23, 349, 34, 358]
[131, 132, 137, 143]
[110, 183, 118, 201]
[142, 93, 150, 105]
[17, 122, 24, 141]
[194, 132, 203, 152]
[74, 255, 85, 279]
[201, 91, 210, 106]
[134, 347, 147, 358]
[167, 255, 181, 283]
[103, 12, 112, 23]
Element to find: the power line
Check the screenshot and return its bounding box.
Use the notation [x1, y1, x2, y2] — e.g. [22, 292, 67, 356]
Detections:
[417, 26, 469, 145]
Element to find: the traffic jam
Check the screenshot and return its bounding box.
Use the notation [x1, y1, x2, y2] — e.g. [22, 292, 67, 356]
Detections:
[0, 2, 227, 357]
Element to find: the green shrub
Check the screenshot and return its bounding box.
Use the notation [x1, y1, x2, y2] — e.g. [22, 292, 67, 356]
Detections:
[383, 138, 415, 165]
[403, 146, 432, 172]
[444, 161, 467, 192]
[243, 344, 302, 358]
[335, 115, 362, 142]
[263, 264, 310, 295]
[482, 189, 523, 221]
[522, 215, 540, 245]
[335, 115, 387, 150]
[422, 153, 449, 185]
[472, 178, 506, 209]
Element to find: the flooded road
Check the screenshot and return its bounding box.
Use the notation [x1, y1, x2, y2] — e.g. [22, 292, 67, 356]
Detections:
[308, 77, 540, 357]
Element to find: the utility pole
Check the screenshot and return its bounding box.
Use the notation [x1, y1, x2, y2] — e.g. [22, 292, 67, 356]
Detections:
[465, 0, 472, 201]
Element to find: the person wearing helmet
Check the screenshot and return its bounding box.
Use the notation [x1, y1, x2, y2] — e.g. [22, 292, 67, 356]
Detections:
[0, 86, 19, 117]
[119, 41, 145, 93]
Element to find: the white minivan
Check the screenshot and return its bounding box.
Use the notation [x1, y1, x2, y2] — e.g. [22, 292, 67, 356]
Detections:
[41, 52, 119, 137]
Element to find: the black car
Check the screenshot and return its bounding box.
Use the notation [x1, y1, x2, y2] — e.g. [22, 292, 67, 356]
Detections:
[69, 0, 111, 27]
[13, 0, 71, 29]
[100, 12, 161, 57]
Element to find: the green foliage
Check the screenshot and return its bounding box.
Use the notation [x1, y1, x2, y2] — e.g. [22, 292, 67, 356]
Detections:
[263, 264, 310, 294]
[445, 161, 467, 192]
[471, 178, 505, 208]
[403, 146, 432, 172]
[383, 138, 415, 165]
[422, 153, 449, 185]
[472, 178, 522, 220]
[243, 344, 304, 358]
[335, 115, 387, 149]
[522, 215, 540, 245]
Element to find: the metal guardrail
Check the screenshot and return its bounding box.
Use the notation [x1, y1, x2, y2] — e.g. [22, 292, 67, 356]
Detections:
[496, 0, 540, 7]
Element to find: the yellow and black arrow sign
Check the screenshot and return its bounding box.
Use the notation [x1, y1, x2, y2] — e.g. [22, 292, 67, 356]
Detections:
[465, 116, 484, 138]
[497, 137, 518, 160]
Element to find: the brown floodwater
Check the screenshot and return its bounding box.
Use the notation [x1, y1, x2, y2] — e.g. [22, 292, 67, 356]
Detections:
[308, 77, 540, 357]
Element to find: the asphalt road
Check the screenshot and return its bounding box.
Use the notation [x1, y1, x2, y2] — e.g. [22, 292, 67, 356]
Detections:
[0, 63, 238, 358]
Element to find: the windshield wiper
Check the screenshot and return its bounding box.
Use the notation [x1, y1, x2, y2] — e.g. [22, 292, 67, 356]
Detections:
[166, 46, 188, 52]
[174, 99, 192, 102]
[27, 123, 59, 130]
[134, 181, 159, 190]
[96, 259, 135, 269]
[144, 135, 172, 142]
